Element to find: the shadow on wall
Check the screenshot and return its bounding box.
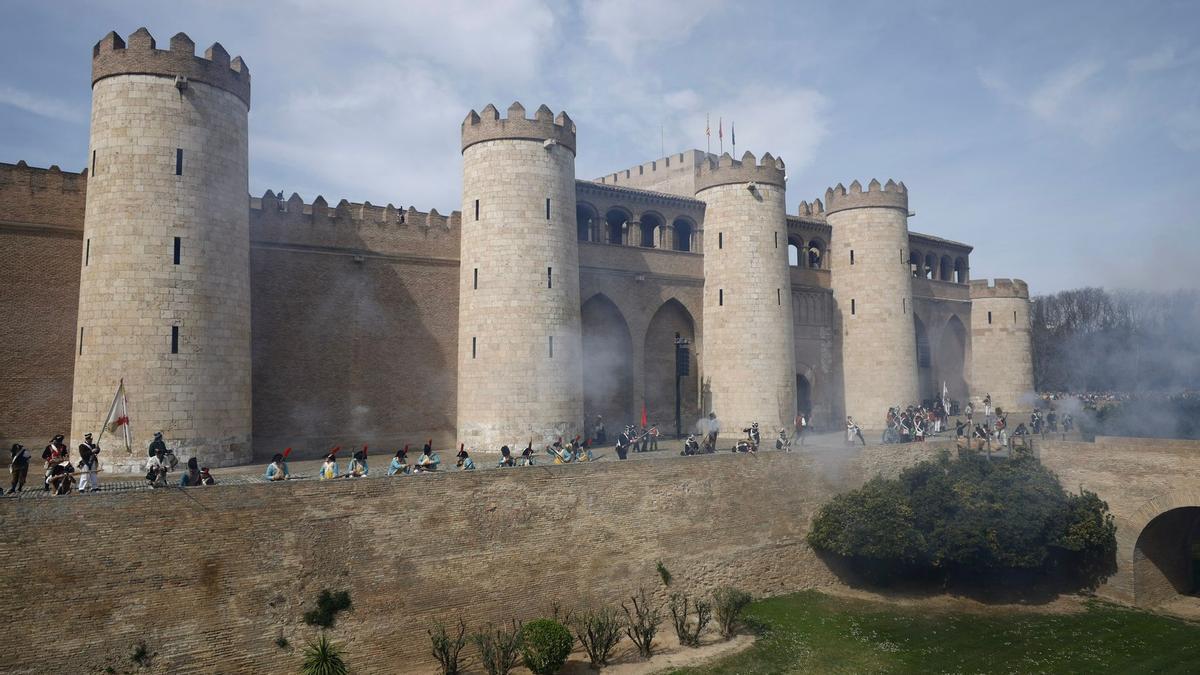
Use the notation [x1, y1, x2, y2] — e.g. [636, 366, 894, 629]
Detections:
[249, 203, 458, 461]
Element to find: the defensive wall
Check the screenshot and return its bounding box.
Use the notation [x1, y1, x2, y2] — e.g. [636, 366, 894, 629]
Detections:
[1, 158, 978, 456]
[0, 444, 947, 674]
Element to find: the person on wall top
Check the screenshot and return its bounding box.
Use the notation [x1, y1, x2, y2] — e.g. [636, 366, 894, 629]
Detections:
[455, 445, 476, 470]
[388, 446, 410, 476]
[415, 441, 440, 472]
[347, 448, 369, 478]
[9, 443, 32, 494]
[77, 433, 101, 492]
[319, 452, 340, 480]
[265, 452, 291, 481]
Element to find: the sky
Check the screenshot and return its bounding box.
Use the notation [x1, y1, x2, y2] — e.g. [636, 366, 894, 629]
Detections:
[1, 0, 1197, 293]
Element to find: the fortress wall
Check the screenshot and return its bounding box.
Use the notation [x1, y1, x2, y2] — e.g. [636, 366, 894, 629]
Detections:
[249, 245, 459, 460]
[0, 444, 947, 674]
[249, 193, 460, 260]
[593, 149, 708, 197]
[0, 164, 86, 450]
[0, 163, 86, 448]
[792, 288, 842, 427]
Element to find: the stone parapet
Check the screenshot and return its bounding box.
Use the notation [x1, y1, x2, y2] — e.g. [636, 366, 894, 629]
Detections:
[694, 151, 785, 193]
[824, 179, 907, 215]
[92, 28, 250, 108]
[969, 278, 1029, 299]
[461, 102, 576, 154]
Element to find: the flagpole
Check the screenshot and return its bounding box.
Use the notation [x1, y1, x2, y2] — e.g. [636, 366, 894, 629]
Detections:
[706, 113, 711, 154]
[719, 117, 723, 154]
[731, 121, 736, 156]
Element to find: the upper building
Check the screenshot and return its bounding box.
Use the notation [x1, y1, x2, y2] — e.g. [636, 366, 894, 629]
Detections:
[0, 28, 1034, 468]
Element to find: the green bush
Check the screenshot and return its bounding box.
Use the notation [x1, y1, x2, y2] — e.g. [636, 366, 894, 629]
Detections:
[622, 588, 663, 658]
[807, 451, 1117, 587]
[669, 592, 712, 647]
[301, 633, 348, 675]
[303, 589, 352, 628]
[472, 619, 523, 675]
[521, 618, 574, 675]
[712, 587, 752, 639]
[571, 606, 623, 668]
[430, 619, 470, 675]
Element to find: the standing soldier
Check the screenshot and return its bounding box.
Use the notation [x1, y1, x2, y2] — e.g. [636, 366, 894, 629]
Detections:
[647, 424, 660, 452]
[615, 426, 632, 460]
[8, 443, 31, 494]
[77, 432, 101, 492]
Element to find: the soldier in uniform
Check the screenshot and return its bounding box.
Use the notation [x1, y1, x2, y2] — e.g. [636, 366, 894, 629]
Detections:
[77, 432, 101, 492]
[42, 435, 68, 491]
[615, 426, 632, 460]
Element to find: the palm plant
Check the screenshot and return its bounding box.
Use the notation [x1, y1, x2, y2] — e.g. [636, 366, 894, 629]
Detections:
[301, 633, 348, 675]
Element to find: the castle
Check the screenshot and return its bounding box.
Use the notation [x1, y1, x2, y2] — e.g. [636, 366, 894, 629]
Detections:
[0, 29, 1035, 470]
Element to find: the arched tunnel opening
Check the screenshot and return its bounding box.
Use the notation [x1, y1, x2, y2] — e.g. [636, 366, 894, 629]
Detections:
[1134, 506, 1200, 606]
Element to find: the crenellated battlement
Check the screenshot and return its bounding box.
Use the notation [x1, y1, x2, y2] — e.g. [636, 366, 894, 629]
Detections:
[694, 151, 786, 193]
[969, 278, 1029, 300]
[0, 161, 87, 193]
[249, 190, 460, 258]
[795, 198, 826, 223]
[461, 102, 576, 154]
[92, 28, 251, 108]
[824, 179, 907, 215]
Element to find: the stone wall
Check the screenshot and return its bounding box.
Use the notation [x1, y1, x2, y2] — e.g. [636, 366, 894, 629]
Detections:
[0, 164, 86, 451]
[0, 444, 946, 674]
[969, 279, 1034, 410]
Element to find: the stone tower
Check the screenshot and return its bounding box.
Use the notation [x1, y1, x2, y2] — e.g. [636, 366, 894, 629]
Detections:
[698, 152, 796, 438]
[825, 180, 919, 424]
[71, 29, 252, 471]
[969, 279, 1035, 410]
[458, 103, 583, 449]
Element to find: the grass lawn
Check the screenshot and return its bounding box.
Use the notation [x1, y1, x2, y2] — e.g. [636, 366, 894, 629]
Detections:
[669, 591, 1200, 674]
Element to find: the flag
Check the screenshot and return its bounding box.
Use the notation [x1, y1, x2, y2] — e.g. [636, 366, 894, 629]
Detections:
[731, 122, 735, 147]
[719, 117, 723, 141]
[705, 114, 710, 139]
[100, 379, 132, 454]
[942, 381, 949, 411]
[641, 404, 648, 428]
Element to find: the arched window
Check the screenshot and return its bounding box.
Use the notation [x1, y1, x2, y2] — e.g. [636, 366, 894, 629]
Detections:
[672, 217, 695, 252]
[576, 203, 597, 242]
[807, 238, 826, 269]
[788, 235, 804, 267]
[909, 249, 923, 277]
[639, 212, 662, 248]
[605, 208, 630, 245]
[923, 253, 937, 279]
[939, 255, 953, 281]
[954, 257, 968, 284]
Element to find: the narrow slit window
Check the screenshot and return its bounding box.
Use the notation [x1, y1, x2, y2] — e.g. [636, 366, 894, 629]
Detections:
[85, 239, 90, 266]
[719, 289, 724, 306]
[850, 250, 855, 265]
[173, 237, 181, 265]
[851, 299, 856, 315]
[777, 288, 781, 305]
[171, 326, 179, 354]
[175, 148, 183, 176]
[79, 327, 84, 355]
[718, 232, 723, 249]
[903, 298, 906, 314]
[473, 268, 478, 290]
[546, 198, 551, 220]
[1014, 311, 1017, 323]
[91, 150, 96, 175]
[547, 266, 553, 289]
[774, 232, 779, 249]
[548, 335, 554, 358]
[474, 199, 479, 221]
[988, 311, 993, 324]
[472, 337, 477, 359]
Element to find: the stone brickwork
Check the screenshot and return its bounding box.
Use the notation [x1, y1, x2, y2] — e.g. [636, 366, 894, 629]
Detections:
[825, 180, 920, 424]
[457, 104, 583, 448]
[699, 152, 796, 436]
[0, 163, 86, 451]
[71, 31, 252, 472]
[969, 278, 1034, 410]
[0, 444, 949, 674]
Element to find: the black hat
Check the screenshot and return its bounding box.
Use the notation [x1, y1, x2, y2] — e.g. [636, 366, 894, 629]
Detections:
[500, 445, 510, 455]
[456, 448, 469, 458]
[154, 431, 163, 438]
[353, 450, 365, 461]
[271, 453, 284, 463]
[84, 432, 93, 439]
[53, 434, 64, 441]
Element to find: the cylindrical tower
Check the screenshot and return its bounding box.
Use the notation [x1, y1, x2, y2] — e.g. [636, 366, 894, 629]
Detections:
[698, 152, 796, 439]
[72, 29, 252, 471]
[825, 179, 919, 425]
[969, 278, 1035, 410]
[458, 102, 583, 449]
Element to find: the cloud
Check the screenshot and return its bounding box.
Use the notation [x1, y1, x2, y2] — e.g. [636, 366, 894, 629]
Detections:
[0, 85, 86, 124]
[980, 60, 1126, 146]
[1125, 44, 1187, 73]
[580, 0, 724, 65]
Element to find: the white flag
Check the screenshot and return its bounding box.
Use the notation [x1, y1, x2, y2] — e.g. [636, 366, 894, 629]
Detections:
[99, 379, 132, 454]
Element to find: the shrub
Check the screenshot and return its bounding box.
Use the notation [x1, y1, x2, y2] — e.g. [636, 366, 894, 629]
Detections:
[669, 593, 712, 647]
[131, 641, 153, 667]
[571, 606, 624, 668]
[301, 633, 348, 675]
[622, 587, 663, 658]
[656, 560, 672, 587]
[807, 451, 1118, 589]
[472, 619, 524, 675]
[521, 618, 574, 675]
[303, 589, 352, 628]
[430, 619, 470, 675]
[712, 587, 752, 639]
[274, 635, 289, 649]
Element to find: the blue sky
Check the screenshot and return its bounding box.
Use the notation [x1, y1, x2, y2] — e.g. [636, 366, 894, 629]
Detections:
[2, 0, 1197, 293]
